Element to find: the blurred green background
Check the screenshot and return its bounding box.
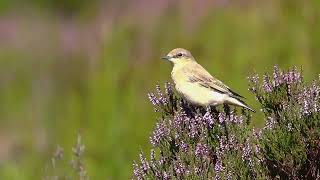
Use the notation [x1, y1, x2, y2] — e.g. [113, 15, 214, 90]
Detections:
[0, 0, 319, 179]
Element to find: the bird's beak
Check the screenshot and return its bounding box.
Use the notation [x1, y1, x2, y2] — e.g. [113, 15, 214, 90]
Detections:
[161, 56, 171, 61]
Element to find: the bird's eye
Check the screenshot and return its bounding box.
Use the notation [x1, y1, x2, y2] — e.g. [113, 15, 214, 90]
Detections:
[176, 53, 183, 57]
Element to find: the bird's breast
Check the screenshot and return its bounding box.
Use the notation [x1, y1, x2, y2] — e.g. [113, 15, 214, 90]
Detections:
[174, 81, 225, 106]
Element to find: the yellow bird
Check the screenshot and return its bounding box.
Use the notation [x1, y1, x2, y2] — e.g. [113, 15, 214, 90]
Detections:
[162, 48, 255, 112]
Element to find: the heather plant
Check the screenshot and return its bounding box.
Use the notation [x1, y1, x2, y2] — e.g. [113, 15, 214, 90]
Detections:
[133, 66, 320, 179]
[134, 83, 264, 179]
[248, 66, 320, 179]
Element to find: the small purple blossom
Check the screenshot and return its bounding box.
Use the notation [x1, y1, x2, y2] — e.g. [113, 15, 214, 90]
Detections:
[248, 74, 260, 93]
[164, 82, 173, 97]
[242, 141, 252, 161]
[158, 153, 165, 166]
[254, 145, 261, 155]
[179, 141, 189, 152]
[273, 65, 283, 87]
[214, 160, 224, 173]
[297, 81, 320, 116]
[188, 117, 200, 138]
[133, 162, 144, 180]
[218, 112, 226, 124]
[229, 111, 244, 124]
[263, 74, 273, 93]
[174, 157, 187, 176]
[173, 111, 185, 129]
[195, 143, 209, 158]
[218, 136, 228, 154]
[203, 111, 214, 127]
[150, 121, 170, 147]
[163, 171, 170, 180]
[139, 152, 150, 172]
[228, 135, 237, 150]
[242, 140, 254, 169]
[156, 84, 168, 105]
[148, 92, 160, 106]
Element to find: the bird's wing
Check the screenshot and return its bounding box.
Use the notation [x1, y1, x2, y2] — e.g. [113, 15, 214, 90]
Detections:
[185, 63, 244, 99]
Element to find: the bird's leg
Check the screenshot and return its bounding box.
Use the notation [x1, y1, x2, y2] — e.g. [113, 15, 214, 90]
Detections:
[180, 98, 193, 116]
[209, 105, 219, 118]
[222, 104, 230, 141]
[198, 105, 207, 115]
[242, 108, 251, 125]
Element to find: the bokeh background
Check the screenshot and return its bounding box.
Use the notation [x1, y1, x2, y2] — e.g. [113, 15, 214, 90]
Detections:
[0, 0, 319, 179]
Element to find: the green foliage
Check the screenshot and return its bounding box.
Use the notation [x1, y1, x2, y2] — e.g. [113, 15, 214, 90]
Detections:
[249, 66, 320, 179]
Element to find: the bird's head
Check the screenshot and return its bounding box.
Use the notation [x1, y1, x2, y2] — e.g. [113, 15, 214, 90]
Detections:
[162, 48, 195, 65]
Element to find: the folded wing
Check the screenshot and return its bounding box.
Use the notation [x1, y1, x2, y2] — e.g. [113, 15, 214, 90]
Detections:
[185, 63, 244, 99]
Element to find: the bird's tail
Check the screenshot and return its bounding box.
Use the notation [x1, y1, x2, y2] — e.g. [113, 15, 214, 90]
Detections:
[227, 97, 256, 113]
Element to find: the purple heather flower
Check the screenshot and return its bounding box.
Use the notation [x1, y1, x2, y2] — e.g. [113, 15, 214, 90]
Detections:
[226, 171, 233, 180]
[218, 136, 229, 154]
[236, 115, 244, 124]
[203, 111, 214, 127]
[228, 112, 235, 123]
[292, 67, 302, 83]
[242, 140, 254, 168]
[228, 135, 237, 150]
[173, 111, 185, 129]
[148, 92, 159, 105]
[297, 82, 320, 116]
[150, 121, 170, 147]
[248, 74, 260, 93]
[188, 117, 200, 138]
[263, 74, 273, 93]
[174, 157, 187, 176]
[254, 144, 261, 155]
[242, 141, 252, 160]
[195, 143, 209, 158]
[163, 171, 170, 180]
[158, 153, 165, 166]
[165, 82, 173, 97]
[179, 141, 189, 152]
[302, 99, 311, 116]
[284, 70, 294, 84]
[218, 112, 226, 124]
[229, 112, 244, 124]
[273, 65, 283, 87]
[133, 161, 144, 180]
[156, 84, 168, 105]
[139, 152, 150, 172]
[214, 174, 222, 180]
[214, 160, 224, 173]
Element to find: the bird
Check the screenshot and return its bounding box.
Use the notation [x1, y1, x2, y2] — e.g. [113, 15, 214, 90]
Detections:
[161, 48, 255, 112]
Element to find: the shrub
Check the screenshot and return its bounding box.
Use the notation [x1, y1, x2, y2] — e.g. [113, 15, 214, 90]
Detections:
[133, 66, 320, 179]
